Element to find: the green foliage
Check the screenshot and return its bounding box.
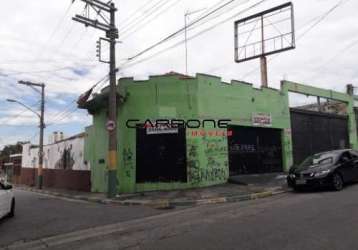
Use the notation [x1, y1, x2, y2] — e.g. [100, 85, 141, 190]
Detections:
[0, 142, 26, 162]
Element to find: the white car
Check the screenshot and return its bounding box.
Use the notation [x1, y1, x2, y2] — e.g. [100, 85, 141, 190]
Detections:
[0, 181, 15, 219]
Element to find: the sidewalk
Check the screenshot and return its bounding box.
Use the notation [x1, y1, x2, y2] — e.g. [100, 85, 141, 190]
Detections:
[15, 175, 289, 208]
[15, 185, 107, 203]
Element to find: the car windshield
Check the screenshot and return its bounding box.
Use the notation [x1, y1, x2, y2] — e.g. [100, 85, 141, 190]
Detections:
[299, 153, 334, 167]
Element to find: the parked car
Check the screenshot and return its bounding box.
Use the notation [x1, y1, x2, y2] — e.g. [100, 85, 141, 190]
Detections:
[287, 149, 358, 191]
[0, 181, 15, 219]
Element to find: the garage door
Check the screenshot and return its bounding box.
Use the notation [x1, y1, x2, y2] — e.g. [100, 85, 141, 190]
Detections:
[290, 108, 349, 165]
[228, 126, 283, 175]
[136, 127, 187, 183]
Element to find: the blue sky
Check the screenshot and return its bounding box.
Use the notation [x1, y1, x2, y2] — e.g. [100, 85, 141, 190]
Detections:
[0, 0, 357, 149]
[0, 78, 91, 146]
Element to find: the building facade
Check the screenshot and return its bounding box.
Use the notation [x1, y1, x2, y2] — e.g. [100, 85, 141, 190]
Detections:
[21, 133, 90, 191]
[81, 73, 358, 194]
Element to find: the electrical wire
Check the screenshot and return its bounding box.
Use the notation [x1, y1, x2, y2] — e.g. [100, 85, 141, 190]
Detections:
[47, 106, 79, 126]
[0, 101, 41, 127]
[240, 0, 352, 80]
[47, 74, 109, 124]
[34, 1, 74, 60]
[124, 0, 247, 62]
[305, 37, 358, 81]
[297, 0, 349, 41]
[117, 0, 168, 35]
[0, 2, 92, 80]
[119, 0, 267, 71]
[118, 0, 157, 29]
[120, 0, 183, 40]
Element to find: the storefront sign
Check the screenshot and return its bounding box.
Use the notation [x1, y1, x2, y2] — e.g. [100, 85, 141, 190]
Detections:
[146, 126, 178, 135]
[252, 113, 272, 127]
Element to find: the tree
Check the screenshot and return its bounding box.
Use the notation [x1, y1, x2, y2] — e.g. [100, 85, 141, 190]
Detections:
[0, 142, 27, 163]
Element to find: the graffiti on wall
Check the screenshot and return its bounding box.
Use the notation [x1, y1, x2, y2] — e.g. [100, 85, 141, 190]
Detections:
[187, 139, 201, 184]
[187, 131, 228, 184]
[123, 147, 134, 178]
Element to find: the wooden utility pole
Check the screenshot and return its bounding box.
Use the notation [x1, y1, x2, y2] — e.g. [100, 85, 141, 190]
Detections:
[73, 0, 119, 198]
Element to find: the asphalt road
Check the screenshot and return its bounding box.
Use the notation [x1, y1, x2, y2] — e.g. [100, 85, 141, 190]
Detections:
[49, 183, 358, 250]
[0, 190, 165, 247]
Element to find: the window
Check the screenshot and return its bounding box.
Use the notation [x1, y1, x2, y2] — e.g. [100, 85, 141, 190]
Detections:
[318, 157, 333, 165]
[340, 152, 352, 163]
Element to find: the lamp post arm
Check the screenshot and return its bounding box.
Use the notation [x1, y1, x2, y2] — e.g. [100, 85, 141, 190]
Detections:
[14, 101, 41, 119]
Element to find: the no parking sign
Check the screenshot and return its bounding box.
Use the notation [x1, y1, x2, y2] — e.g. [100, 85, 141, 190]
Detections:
[106, 120, 116, 131]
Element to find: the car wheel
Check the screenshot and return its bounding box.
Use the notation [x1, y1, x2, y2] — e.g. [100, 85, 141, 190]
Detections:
[332, 173, 343, 191]
[8, 198, 15, 218]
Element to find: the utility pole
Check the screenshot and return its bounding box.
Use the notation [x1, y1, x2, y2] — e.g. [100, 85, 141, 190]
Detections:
[73, 0, 119, 198]
[260, 15, 268, 87]
[17, 81, 45, 189]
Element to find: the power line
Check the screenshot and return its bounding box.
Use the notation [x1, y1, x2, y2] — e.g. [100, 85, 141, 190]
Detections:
[0, 101, 41, 127]
[240, 0, 351, 80]
[297, 0, 349, 41]
[47, 74, 109, 124]
[47, 105, 79, 126]
[0, 58, 93, 64]
[120, 0, 182, 40]
[119, 0, 266, 71]
[186, 0, 249, 31]
[46, 2, 74, 42]
[34, 1, 74, 60]
[48, 71, 110, 126]
[38, 4, 96, 84]
[118, 0, 157, 29]
[305, 36, 358, 81]
[0, 3, 94, 81]
[1, 63, 96, 77]
[124, 0, 247, 63]
[48, 101, 77, 124]
[118, 0, 168, 35]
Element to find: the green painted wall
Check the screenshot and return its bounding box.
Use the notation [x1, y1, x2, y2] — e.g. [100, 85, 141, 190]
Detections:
[83, 74, 358, 194]
[195, 74, 293, 171]
[85, 115, 108, 193]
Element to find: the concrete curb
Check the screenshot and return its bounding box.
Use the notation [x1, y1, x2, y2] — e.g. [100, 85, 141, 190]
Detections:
[15, 186, 105, 204]
[1, 206, 200, 250]
[15, 186, 288, 209]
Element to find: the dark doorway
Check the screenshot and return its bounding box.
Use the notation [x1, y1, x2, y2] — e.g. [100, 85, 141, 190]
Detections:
[136, 127, 187, 183]
[290, 108, 349, 165]
[228, 126, 283, 176]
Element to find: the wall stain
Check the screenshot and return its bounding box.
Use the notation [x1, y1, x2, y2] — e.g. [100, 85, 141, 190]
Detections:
[55, 145, 75, 170]
[123, 148, 134, 178]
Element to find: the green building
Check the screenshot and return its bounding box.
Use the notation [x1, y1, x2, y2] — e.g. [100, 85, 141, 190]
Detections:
[81, 73, 358, 194]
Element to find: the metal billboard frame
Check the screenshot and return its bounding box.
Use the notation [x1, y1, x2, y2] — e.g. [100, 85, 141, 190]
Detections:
[234, 2, 295, 63]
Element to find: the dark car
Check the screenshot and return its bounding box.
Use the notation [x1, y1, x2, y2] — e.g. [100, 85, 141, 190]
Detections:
[287, 149, 358, 191]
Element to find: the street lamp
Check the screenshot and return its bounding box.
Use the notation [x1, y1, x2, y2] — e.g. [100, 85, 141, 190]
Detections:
[6, 81, 45, 189]
[6, 99, 41, 118]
